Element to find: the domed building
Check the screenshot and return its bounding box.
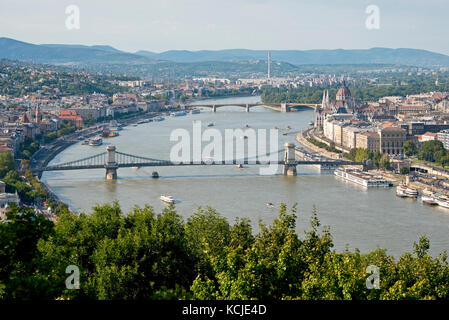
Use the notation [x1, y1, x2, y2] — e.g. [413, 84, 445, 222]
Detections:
[336, 81, 352, 102]
[314, 81, 357, 130]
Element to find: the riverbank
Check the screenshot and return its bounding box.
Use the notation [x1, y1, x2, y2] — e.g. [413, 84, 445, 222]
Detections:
[296, 128, 343, 160]
[30, 109, 171, 212]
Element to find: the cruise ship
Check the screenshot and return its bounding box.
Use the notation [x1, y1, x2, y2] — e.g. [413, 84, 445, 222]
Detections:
[396, 184, 419, 198]
[88, 137, 103, 146]
[160, 195, 175, 204]
[334, 168, 392, 188]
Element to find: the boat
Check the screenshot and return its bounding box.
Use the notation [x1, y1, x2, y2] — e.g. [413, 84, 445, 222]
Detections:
[160, 195, 175, 204]
[273, 126, 278, 129]
[240, 135, 248, 139]
[108, 131, 119, 137]
[236, 164, 243, 168]
[81, 140, 89, 145]
[190, 109, 200, 114]
[245, 124, 250, 128]
[266, 202, 274, 207]
[422, 195, 438, 206]
[436, 194, 449, 209]
[153, 117, 165, 122]
[101, 128, 111, 137]
[207, 122, 215, 127]
[334, 167, 392, 188]
[308, 121, 314, 126]
[152, 171, 159, 179]
[170, 111, 187, 117]
[396, 184, 418, 198]
[88, 137, 103, 146]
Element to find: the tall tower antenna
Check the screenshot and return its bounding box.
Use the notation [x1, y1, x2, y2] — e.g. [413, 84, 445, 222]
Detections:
[267, 51, 271, 80]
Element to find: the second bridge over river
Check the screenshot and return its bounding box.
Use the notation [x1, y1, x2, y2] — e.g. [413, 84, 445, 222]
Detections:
[36, 144, 362, 180]
[183, 102, 320, 113]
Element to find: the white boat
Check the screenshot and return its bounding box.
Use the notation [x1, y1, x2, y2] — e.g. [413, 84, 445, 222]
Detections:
[436, 194, 449, 208]
[190, 109, 200, 114]
[334, 167, 392, 188]
[170, 111, 187, 117]
[207, 122, 215, 127]
[88, 137, 103, 146]
[160, 195, 175, 204]
[421, 189, 438, 205]
[422, 195, 438, 206]
[396, 184, 418, 198]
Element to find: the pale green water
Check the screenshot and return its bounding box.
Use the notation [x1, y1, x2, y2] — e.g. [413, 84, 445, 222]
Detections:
[42, 96, 449, 257]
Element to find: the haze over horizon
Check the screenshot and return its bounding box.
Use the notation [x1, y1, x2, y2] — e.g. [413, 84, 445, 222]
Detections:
[1, 0, 448, 55]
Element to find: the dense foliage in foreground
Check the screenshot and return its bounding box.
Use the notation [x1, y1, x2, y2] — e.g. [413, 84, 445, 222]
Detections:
[1, 203, 449, 300]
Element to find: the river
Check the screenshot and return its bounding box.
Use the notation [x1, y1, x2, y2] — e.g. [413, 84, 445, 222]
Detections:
[42, 96, 449, 257]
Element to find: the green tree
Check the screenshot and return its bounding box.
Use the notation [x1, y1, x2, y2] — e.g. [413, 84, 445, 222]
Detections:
[400, 167, 410, 174]
[0, 153, 16, 178]
[403, 141, 418, 157]
[0, 205, 54, 299]
[380, 154, 390, 170]
[355, 148, 371, 162]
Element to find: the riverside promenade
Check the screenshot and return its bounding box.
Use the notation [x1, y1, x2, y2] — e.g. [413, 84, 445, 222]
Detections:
[296, 128, 343, 160]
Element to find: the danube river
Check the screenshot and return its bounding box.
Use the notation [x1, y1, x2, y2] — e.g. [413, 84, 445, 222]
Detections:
[42, 96, 449, 257]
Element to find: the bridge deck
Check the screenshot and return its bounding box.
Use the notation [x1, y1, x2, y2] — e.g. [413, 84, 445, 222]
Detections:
[39, 160, 361, 172]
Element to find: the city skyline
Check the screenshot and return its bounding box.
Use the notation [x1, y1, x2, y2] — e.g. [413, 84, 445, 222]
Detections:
[0, 0, 448, 55]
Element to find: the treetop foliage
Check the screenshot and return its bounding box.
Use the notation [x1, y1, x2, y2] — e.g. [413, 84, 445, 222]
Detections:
[1, 202, 448, 300]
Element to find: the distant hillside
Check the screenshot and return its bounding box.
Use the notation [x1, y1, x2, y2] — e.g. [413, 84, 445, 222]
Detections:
[0, 37, 151, 65]
[1, 37, 449, 69]
[136, 48, 449, 67]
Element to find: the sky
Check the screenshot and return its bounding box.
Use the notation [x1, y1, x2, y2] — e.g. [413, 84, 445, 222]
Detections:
[1, 0, 448, 55]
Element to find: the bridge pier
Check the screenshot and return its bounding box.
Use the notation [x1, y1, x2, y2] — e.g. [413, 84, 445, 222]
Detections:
[105, 166, 118, 180]
[246, 104, 250, 112]
[105, 145, 118, 180]
[281, 103, 289, 113]
[283, 143, 297, 176]
[212, 105, 216, 113]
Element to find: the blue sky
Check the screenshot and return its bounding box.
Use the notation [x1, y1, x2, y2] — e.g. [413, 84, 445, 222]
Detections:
[1, 0, 448, 55]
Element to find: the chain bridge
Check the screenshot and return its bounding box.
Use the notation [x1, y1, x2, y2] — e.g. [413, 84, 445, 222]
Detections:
[36, 144, 360, 180]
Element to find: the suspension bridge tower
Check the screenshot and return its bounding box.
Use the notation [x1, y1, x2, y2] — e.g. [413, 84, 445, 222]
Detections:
[105, 145, 118, 180]
[283, 142, 297, 176]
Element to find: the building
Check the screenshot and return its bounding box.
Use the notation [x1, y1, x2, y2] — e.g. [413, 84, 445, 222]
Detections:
[0, 181, 20, 207]
[58, 110, 84, 127]
[68, 105, 106, 121]
[356, 132, 380, 153]
[379, 127, 407, 155]
[314, 83, 356, 130]
[420, 132, 437, 143]
[437, 130, 449, 149]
